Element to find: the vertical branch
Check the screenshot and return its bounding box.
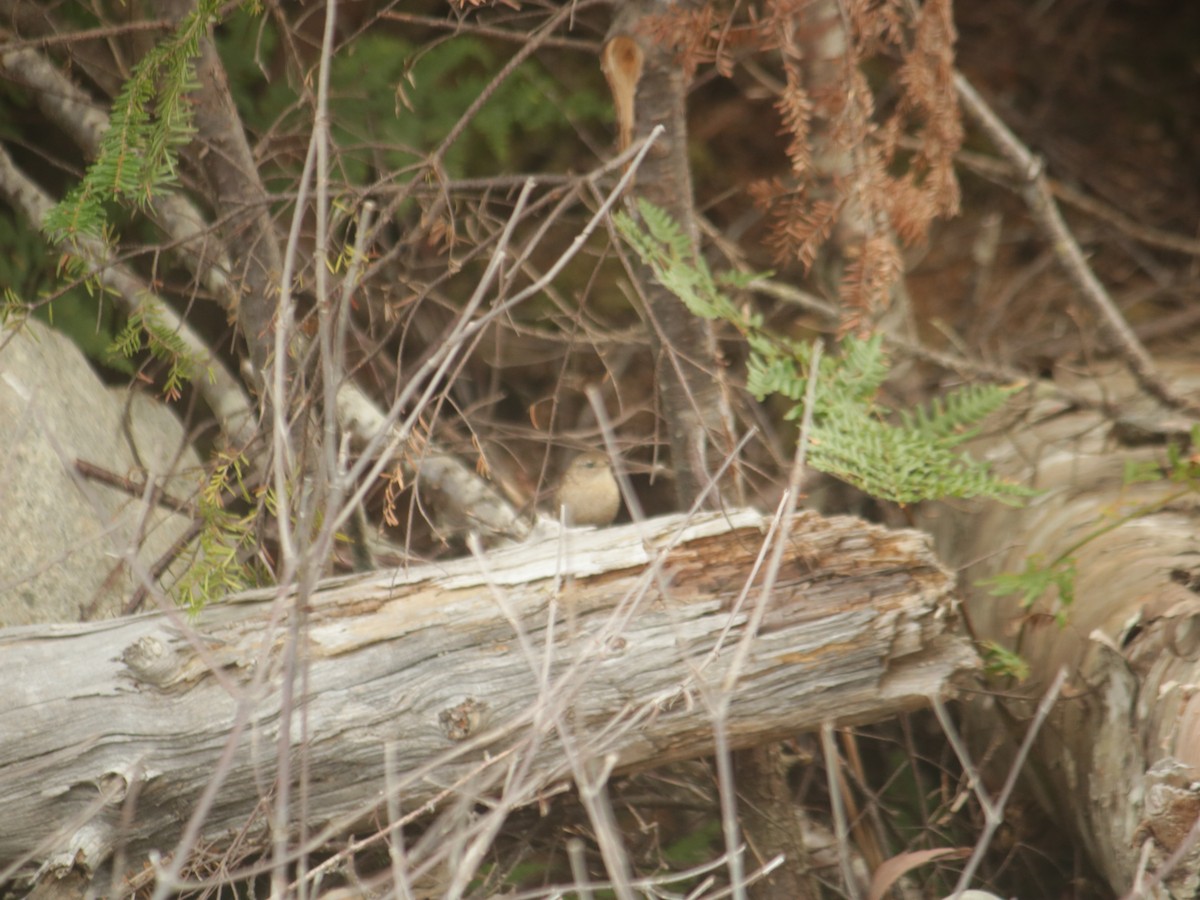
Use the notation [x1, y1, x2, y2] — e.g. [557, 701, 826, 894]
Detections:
[791, 0, 903, 326]
[162, 0, 284, 389]
[270, 2, 342, 893]
[606, 1, 741, 509]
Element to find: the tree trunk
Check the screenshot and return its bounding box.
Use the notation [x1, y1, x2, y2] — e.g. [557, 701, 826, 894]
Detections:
[2, 509, 972, 893]
[606, 0, 741, 507]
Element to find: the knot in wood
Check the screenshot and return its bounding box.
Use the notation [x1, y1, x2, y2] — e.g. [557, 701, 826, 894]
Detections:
[439, 698, 488, 741]
[121, 635, 180, 686]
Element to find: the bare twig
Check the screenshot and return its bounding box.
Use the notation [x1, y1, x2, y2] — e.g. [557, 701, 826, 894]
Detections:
[0, 18, 173, 52]
[954, 72, 1200, 417]
[821, 723, 862, 900]
[332, 129, 664, 541]
[380, 11, 598, 54]
[1122, 813, 1200, 899]
[715, 343, 822, 900]
[937, 666, 1069, 897]
[363, 0, 607, 257]
[948, 144, 1200, 258]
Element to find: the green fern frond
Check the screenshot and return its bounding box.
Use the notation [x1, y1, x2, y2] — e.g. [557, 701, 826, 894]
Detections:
[980, 553, 1076, 627]
[614, 198, 764, 330]
[901, 382, 1019, 444]
[811, 391, 1030, 504]
[617, 200, 1029, 508]
[981, 641, 1030, 681]
[747, 344, 807, 403]
[637, 197, 692, 260]
[832, 332, 890, 402]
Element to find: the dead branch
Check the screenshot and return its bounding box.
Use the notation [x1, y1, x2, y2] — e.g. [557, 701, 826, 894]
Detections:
[954, 72, 1200, 418]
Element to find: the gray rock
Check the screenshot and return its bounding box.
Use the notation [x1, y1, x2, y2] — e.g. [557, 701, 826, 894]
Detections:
[0, 320, 200, 625]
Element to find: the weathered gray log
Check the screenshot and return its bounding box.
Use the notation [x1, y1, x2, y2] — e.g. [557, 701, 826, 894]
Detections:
[1, 509, 972, 890]
[919, 365, 1200, 898]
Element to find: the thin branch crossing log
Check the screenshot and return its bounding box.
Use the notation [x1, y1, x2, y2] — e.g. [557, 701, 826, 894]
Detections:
[2, 509, 973, 888]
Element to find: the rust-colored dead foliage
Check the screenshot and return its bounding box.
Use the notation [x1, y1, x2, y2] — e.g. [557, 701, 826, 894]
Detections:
[649, 0, 963, 328]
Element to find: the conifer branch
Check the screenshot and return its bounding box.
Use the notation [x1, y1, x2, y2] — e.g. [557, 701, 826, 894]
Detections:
[0, 143, 255, 447]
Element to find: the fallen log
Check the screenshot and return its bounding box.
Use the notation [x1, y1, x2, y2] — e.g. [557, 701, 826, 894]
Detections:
[919, 365, 1200, 896]
[1, 508, 973, 892]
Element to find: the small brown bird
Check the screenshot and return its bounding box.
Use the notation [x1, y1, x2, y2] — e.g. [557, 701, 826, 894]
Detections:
[555, 451, 620, 527]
